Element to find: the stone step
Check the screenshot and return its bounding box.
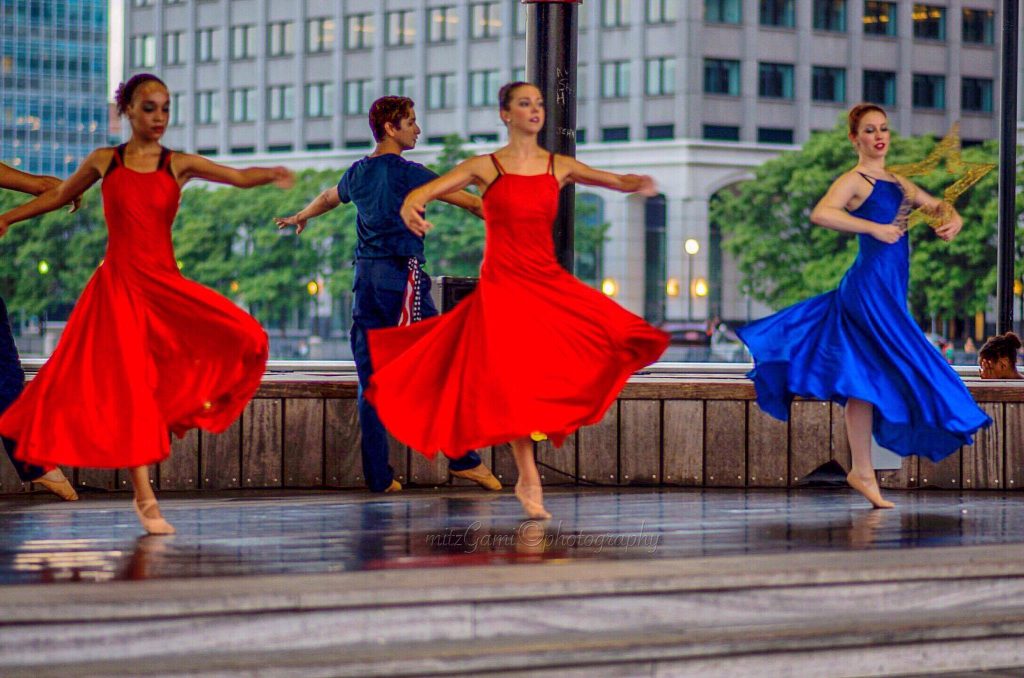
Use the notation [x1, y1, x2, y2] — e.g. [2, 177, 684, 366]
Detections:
[3, 544, 1024, 675]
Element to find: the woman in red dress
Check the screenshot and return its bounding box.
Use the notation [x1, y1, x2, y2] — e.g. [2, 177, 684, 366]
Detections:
[369, 82, 669, 519]
[0, 74, 293, 534]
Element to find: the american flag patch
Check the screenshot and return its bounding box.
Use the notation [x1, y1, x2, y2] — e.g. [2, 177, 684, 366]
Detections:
[398, 258, 423, 326]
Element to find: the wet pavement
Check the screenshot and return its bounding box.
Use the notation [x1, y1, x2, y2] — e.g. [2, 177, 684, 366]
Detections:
[1, 487, 1023, 585]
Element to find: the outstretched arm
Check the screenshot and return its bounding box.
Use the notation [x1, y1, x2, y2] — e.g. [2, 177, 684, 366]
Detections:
[810, 173, 904, 244]
[401, 156, 489, 235]
[0, 163, 82, 215]
[560, 156, 658, 196]
[173, 153, 295, 190]
[0, 151, 105, 237]
[436, 190, 484, 219]
[275, 186, 341, 235]
[892, 175, 961, 242]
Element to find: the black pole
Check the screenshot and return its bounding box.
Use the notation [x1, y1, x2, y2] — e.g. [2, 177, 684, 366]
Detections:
[524, 0, 580, 273]
[996, 0, 1020, 334]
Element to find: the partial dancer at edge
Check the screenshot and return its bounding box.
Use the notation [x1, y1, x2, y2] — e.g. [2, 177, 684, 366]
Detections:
[0, 163, 80, 500]
[369, 82, 669, 519]
[736, 103, 990, 509]
[0, 74, 293, 534]
[275, 95, 501, 493]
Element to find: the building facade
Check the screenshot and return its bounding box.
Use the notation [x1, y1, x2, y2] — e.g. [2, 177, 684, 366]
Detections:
[124, 0, 1020, 323]
[0, 0, 109, 177]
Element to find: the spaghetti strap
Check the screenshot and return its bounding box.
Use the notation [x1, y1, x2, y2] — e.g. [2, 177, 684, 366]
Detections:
[104, 144, 127, 177]
[856, 171, 877, 186]
[490, 154, 506, 175]
[547, 152, 555, 176]
[158, 147, 175, 179]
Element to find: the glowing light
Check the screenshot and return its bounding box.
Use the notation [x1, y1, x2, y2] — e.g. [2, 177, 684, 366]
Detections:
[307, 280, 320, 296]
[684, 238, 700, 255]
[692, 278, 709, 298]
[601, 277, 618, 297]
[229, 280, 240, 293]
[37, 260, 50, 275]
[1015, 279, 1023, 296]
[666, 277, 681, 297]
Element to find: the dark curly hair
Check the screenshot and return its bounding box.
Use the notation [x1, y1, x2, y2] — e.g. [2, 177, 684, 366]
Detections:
[368, 96, 415, 142]
[114, 73, 168, 116]
[979, 331, 1022, 363]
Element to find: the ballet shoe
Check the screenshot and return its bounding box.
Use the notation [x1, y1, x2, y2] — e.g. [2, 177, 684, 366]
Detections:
[846, 471, 895, 510]
[384, 479, 402, 493]
[32, 469, 78, 501]
[514, 482, 552, 520]
[133, 498, 176, 535]
[450, 464, 502, 491]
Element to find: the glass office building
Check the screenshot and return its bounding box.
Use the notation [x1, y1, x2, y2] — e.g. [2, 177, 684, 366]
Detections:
[0, 0, 109, 177]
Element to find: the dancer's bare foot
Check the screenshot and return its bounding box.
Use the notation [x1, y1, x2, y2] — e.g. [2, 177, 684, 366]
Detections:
[133, 498, 175, 535]
[847, 470, 895, 509]
[514, 482, 551, 520]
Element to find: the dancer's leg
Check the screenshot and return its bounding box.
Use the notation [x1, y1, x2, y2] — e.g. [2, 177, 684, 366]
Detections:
[129, 466, 175, 534]
[510, 437, 550, 519]
[845, 398, 894, 509]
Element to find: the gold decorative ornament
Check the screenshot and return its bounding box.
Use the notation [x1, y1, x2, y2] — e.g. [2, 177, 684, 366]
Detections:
[888, 122, 995, 230]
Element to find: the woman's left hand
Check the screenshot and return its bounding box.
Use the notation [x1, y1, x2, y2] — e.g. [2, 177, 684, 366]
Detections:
[627, 174, 658, 197]
[933, 205, 962, 242]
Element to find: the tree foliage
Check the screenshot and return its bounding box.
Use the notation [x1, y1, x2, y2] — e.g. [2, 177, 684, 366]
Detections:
[711, 122, 1021, 321]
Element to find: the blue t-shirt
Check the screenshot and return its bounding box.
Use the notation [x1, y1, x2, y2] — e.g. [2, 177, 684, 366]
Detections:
[337, 154, 437, 261]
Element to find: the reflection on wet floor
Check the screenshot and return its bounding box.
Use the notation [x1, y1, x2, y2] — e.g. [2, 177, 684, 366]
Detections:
[1, 488, 1023, 585]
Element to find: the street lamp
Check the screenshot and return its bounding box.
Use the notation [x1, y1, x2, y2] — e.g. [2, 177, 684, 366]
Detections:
[684, 239, 699, 320]
[601, 277, 619, 297]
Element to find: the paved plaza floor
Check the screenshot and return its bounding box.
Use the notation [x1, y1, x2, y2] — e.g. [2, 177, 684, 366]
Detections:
[2, 487, 1024, 585]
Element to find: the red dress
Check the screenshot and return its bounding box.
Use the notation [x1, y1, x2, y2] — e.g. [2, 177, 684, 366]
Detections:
[366, 154, 669, 458]
[0, 146, 268, 469]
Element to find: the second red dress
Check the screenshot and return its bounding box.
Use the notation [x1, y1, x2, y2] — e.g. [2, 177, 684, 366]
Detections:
[366, 154, 669, 458]
[0, 146, 268, 468]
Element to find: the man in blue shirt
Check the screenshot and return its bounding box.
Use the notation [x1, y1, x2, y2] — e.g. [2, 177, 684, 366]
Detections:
[276, 97, 500, 493]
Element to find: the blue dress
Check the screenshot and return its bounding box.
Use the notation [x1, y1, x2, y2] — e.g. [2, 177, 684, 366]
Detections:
[736, 176, 991, 461]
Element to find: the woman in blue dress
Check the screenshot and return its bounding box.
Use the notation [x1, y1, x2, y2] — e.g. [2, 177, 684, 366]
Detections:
[737, 104, 990, 509]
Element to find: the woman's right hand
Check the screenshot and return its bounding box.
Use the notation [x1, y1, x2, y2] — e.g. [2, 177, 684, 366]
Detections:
[871, 223, 903, 244]
[400, 197, 432, 237]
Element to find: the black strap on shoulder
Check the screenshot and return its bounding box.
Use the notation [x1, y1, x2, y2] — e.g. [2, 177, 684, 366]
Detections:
[856, 171, 876, 186]
[103, 143, 127, 177]
[490, 154, 505, 175]
[158, 146, 176, 179]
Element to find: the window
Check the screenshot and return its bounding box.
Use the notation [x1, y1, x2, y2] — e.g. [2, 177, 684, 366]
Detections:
[384, 76, 414, 97]
[646, 0, 678, 24]
[912, 74, 945, 109]
[704, 59, 740, 96]
[811, 66, 846, 102]
[169, 93, 183, 126]
[962, 9, 994, 44]
[469, 70, 500, 107]
[813, 0, 846, 31]
[602, 126, 630, 142]
[706, 0, 741, 23]
[576, 129, 588, 144]
[469, 133, 499, 143]
[268, 85, 294, 120]
[471, 2, 502, 39]
[758, 62, 794, 99]
[513, 66, 527, 83]
[344, 80, 373, 116]
[863, 2, 897, 36]
[306, 142, 331, 151]
[427, 73, 455, 109]
[131, 0, 153, 7]
[196, 28, 220, 62]
[268, 144, 293, 153]
[913, 4, 945, 40]
[602, 0, 630, 28]
[306, 83, 334, 117]
[345, 140, 373, 149]
[863, 70, 896, 105]
[346, 14, 374, 50]
[230, 88, 256, 122]
[163, 31, 184, 65]
[601, 61, 630, 98]
[196, 90, 218, 124]
[267, 22, 294, 57]
[307, 18, 335, 53]
[645, 57, 676, 96]
[646, 124, 674, 140]
[230, 146, 255, 155]
[514, 5, 528, 36]
[230, 25, 255, 60]
[962, 77, 993, 113]
[428, 7, 457, 43]
[130, 34, 155, 68]
[758, 127, 794, 144]
[703, 124, 740, 141]
[760, 0, 795, 27]
[387, 11, 415, 46]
